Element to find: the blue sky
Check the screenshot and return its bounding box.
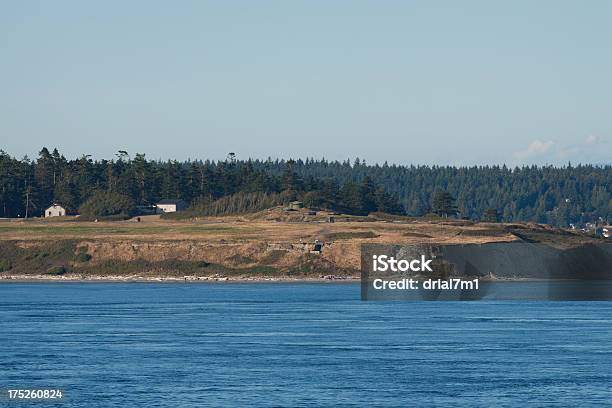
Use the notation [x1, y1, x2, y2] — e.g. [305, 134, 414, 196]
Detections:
[1, 1, 610, 165]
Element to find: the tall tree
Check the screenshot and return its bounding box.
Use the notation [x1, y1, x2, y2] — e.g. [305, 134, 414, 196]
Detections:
[432, 191, 458, 218]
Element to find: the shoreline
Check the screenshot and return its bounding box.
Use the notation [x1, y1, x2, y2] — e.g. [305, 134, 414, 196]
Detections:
[0, 274, 361, 283]
[0, 274, 572, 283]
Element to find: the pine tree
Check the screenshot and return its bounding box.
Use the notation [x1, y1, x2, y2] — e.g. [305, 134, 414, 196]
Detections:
[432, 191, 458, 218]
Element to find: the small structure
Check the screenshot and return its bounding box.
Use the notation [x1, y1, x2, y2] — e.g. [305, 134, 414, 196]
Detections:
[156, 199, 187, 213]
[45, 204, 66, 218]
[284, 201, 304, 212]
[289, 201, 303, 210]
[327, 216, 335, 223]
[309, 240, 323, 254]
[136, 205, 157, 215]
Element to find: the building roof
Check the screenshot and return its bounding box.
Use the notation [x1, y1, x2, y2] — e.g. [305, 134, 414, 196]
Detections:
[45, 203, 65, 209]
[157, 199, 186, 205]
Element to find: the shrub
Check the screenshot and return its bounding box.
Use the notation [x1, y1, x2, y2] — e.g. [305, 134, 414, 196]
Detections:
[75, 253, 92, 262]
[79, 191, 135, 218]
[0, 259, 12, 272]
[46, 265, 67, 275]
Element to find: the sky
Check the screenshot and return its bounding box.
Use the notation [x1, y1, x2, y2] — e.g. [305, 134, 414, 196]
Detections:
[1, 1, 611, 166]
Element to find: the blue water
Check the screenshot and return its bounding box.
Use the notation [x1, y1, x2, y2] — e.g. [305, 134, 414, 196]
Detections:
[1, 283, 611, 407]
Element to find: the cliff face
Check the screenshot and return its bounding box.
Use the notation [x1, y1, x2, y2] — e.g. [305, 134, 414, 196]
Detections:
[2, 239, 612, 279]
[82, 240, 359, 273]
[0, 239, 357, 278]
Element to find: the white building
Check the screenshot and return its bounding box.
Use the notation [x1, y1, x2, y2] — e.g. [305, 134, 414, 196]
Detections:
[156, 199, 187, 213]
[45, 204, 66, 217]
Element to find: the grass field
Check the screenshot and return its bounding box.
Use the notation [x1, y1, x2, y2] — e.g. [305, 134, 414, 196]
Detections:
[0, 208, 595, 246]
[0, 220, 256, 240]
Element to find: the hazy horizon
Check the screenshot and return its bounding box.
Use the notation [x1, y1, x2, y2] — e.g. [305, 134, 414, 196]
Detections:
[2, 1, 611, 166]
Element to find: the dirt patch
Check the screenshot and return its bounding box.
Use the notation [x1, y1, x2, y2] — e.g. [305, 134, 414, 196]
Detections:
[459, 229, 509, 237]
[402, 231, 433, 238]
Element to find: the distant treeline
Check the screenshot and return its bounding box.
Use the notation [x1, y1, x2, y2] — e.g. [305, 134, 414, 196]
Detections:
[0, 148, 610, 225]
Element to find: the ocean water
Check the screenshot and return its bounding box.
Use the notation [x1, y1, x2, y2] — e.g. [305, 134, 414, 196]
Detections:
[0, 283, 611, 407]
